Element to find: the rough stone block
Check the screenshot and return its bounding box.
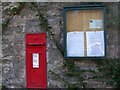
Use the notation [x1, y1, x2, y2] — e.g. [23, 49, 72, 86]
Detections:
[9, 15, 24, 27]
[25, 19, 41, 33]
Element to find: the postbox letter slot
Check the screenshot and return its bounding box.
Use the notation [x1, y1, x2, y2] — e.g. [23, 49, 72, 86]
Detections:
[27, 43, 44, 46]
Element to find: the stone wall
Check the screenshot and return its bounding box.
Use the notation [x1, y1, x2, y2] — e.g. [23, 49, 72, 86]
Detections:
[0, 2, 2, 89]
[2, 2, 119, 88]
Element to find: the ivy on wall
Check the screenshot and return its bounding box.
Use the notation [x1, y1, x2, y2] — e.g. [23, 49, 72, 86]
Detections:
[98, 59, 120, 88]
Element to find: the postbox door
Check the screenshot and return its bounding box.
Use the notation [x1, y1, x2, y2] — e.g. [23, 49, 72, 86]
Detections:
[26, 33, 46, 88]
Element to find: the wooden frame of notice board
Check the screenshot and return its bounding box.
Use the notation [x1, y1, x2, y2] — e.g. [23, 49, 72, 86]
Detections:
[63, 4, 107, 59]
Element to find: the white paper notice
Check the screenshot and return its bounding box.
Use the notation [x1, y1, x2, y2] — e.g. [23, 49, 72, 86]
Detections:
[90, 19, 102, 28]
[67, 31, 84, 57]
[86, 31, 105, 57]
[33, 53, 39, 68]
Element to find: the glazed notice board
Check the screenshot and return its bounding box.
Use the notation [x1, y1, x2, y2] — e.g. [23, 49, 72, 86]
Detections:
[64, 5, 106, 59]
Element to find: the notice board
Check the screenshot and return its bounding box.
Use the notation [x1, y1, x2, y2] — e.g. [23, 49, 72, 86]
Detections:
[64, 5, 106, 58]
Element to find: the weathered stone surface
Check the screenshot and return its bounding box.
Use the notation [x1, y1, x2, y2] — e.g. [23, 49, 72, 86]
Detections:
[75, 60, 98, 71]
[48, 17, 60, 26]
[0, 41, 1, 67]
[47, 36, 65, 87]
[0, 63, 2, 87]
[25, 19, 41, 33]
[3, 26, 23, 35]
[20, 7, 38, 20]
[9, 15, 24, 27]
[85, 79, 111, 88]
[2, 44, 15, 57]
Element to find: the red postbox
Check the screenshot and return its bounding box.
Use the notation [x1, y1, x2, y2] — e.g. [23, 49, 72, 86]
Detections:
[26, 33, 47, 88]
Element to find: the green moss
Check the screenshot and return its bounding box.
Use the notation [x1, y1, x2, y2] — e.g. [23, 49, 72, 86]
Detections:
[38, 10, 49, 30]
[1, 85, 8, 90]
[98, 59, 120, 88]
[3, 3, 25, 16]
[26, 2, 37, 10]
[106, 3, 119, 28]
[49, 70, 79, 88]
[2, 22, 8, 30]
[62, 60, 87, 88]
[2, 3, 25, 30]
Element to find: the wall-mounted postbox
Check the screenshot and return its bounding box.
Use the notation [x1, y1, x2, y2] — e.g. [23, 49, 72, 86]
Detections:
[26, 33, 47, 88]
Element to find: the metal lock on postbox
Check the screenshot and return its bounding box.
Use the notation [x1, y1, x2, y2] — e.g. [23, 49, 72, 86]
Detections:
[26, 33, 47, 88]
